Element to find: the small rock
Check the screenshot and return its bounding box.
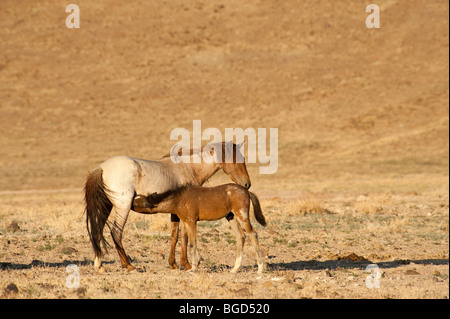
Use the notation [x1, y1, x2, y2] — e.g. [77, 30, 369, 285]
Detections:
[4, 283, 19, 295]
[77, 287, 87, 298]
[405, 269, 420, 276]
[234, 287, 251, 297]
[6, 222, 20, 232]
[61, 247, 77, 255]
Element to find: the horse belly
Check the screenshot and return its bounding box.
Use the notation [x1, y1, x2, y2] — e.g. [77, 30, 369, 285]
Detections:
[197, 198, 229, 221]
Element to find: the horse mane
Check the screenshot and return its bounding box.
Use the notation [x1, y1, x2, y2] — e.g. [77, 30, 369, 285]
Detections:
[161, 142, 238, 161]
[147, 184, 192, 206]
[161, 148, 198, 159]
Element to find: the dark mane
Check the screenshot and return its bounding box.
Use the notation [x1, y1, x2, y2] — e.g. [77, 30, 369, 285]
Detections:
[147, 184, 192, 206]
[161, 148, 197, 159]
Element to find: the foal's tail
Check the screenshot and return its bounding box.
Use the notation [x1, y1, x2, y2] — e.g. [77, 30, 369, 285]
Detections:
[84, 168, 112, 258]
[249, 192, 267, 227]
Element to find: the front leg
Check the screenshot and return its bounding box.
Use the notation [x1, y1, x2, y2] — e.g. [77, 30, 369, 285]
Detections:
[169, 214, 192, 270]
[183, 220, 200, 272]
[169, 214, 180, 269]
[179, 222, 191, 270]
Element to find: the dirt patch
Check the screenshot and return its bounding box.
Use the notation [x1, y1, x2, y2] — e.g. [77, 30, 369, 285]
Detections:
[337, 253, 369, 263]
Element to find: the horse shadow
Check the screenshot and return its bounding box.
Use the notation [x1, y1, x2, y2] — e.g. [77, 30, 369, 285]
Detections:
[268, 258, 449, 271]
[0, 259, 115, 270]
[2, 258, 448, 273]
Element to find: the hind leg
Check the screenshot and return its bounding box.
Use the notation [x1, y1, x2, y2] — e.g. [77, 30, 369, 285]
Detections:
[100, 159, 139, 272]
[93, 208, 112, 271]
[247, 228, 264, 273]
[111, 206, 135, 272]
[236, 209, 264, 273]
[227, 216, 245, 274]
[94, 250, 105, 272]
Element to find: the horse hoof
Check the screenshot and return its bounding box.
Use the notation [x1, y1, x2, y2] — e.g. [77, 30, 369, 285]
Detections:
[126, 265, 136, 272]
[183, 264, 192, 271]
[96, 266, 106, 273]
[257, 263, 264, 273]
[170, 263, 179, 270]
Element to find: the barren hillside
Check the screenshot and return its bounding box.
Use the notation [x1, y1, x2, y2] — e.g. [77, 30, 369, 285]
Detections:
[0, 0, 448, 192]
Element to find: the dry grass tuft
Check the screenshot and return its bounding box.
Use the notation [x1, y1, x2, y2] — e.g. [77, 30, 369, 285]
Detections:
[284, 196, 333, 216]
[129, 213, 170, 233]
[354, 194, 388, 214]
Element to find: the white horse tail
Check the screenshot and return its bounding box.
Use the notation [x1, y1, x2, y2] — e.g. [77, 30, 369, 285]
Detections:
[84, 168, 112, 258]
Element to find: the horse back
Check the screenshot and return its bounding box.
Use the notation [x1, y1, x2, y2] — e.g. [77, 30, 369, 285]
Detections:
[132, 157, 192, 195]
[190, 184, 249, 221]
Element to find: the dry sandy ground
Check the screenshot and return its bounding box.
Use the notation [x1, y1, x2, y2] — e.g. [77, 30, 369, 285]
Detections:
[0, 0, 449, 299]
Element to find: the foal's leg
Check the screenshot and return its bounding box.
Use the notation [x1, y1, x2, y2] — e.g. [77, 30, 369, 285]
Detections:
[228, 218, 245, 273]
[247, 229, 264, 273]
[169, 214, 179, 269]
[179, 222, 191, 270]
[236, 211, 264, 273]
[169, 214, 191, 270]
[183, 220, 200, 271]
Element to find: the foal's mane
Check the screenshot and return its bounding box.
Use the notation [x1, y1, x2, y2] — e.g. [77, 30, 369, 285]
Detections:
[147, 184, 192, 206]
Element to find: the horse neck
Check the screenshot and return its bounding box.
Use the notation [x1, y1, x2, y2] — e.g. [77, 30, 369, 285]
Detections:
[188, 161, 221, 185]
[154, 197, 179, 214]
[161, 148, 222, 185]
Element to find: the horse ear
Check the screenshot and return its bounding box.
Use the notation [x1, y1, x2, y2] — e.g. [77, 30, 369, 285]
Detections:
[238, 141, 245, 149]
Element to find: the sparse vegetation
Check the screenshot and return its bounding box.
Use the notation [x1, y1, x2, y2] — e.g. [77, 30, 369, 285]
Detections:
[0, 190, 448, 299]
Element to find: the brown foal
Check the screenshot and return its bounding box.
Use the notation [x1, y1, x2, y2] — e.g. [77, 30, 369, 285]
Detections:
[133, 184, 267, 273]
